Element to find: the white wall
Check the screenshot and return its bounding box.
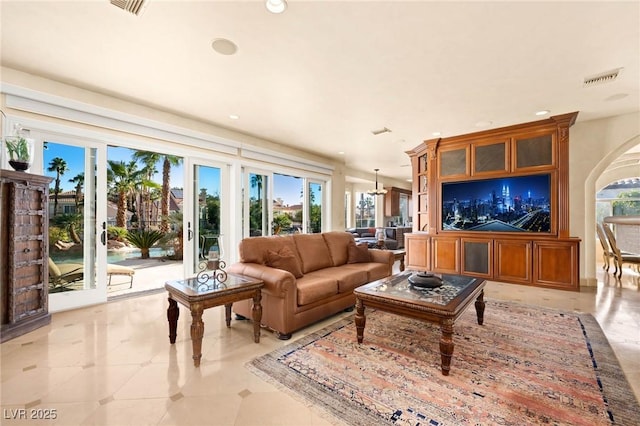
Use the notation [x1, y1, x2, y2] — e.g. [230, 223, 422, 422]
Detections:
[569, 112, 640, 285]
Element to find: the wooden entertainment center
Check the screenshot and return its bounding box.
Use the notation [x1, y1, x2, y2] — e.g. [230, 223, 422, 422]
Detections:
[405, 112, 580, 291]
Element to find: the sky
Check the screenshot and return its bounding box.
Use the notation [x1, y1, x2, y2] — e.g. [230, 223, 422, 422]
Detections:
[43, 142, 315, 205]
[43, 144, 188, 192]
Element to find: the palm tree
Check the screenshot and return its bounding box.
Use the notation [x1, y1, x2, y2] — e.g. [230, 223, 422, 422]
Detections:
[132, 151, 160, 229]
[250, 174, 265, 235]
[68, 172, 84, 212]
[250, 174, 263, 200]
[53, 213, 83, 244]
[107, 160, 142, 228]
[160, 211, 183, 260]
[160, 155, 182, 232]
[47, 157, 68, 217]
[124, 229, 164, 259]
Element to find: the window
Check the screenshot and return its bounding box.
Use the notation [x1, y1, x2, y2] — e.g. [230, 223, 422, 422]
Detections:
[355, 192, 375, 227]
[596, 179, 640, 223]
[308, 181, 322, 233]
[246, 171, 270, 237]
[273, 173, 303, 234]
[243, 170, 327, 237]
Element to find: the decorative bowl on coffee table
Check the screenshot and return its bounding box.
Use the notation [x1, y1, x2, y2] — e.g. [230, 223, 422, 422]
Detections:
[408, 272, 443, 288]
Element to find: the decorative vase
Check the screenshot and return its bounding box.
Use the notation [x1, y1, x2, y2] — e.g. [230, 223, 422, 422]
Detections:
[4, 135, 34, 172]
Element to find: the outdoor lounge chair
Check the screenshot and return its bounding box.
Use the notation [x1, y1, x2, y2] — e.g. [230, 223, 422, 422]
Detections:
[106, 263, 136, 288]
[48, 257, 85, 291]
[48, 257, 135, 289]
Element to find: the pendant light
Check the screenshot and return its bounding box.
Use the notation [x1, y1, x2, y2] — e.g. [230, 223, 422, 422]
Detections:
[367, 169, 388, 196]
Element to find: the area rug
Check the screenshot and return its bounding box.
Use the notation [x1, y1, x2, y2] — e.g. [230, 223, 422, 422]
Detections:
[248, 300, 640, 425]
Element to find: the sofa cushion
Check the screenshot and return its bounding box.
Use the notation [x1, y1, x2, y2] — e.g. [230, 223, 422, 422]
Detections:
[348, 242, 370, 263]
[310, 267, 368, 293]
[323, 231, 357, 266]
[266, 246, 303, 278]
[293, 233, 333, 273]
[343, 262, 390, 282]
[296, 274, 338, 306]
[238, 235, 299, 265]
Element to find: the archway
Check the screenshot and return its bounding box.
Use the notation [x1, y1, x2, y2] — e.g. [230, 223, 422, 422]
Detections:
[584, 136, 640, 282]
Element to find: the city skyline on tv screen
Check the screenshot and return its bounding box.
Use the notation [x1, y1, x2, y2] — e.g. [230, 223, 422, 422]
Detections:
[441, 174, 551, 232]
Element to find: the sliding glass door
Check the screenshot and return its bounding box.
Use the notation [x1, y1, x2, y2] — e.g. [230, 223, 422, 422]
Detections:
[185, 159, 229, 275]
[39, 136, 107, 312]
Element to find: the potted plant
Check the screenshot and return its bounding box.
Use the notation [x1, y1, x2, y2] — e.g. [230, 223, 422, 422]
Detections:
[4, 135, 33, 171]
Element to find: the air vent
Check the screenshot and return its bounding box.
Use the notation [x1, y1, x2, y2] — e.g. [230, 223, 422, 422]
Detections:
[110, 0, 147, 16]
[371, 127, 392, 135]
[583, 68, 622, 87]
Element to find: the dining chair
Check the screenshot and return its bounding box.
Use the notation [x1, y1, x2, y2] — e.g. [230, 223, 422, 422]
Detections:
[601, 222, 640, 278]
[595, 223, 616, 273]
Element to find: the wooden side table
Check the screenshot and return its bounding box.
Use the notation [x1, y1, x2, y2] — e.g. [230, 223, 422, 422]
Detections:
[389, 249, 406, 271]
[165, 274, 263, 367]
[370, 248, 406, 271]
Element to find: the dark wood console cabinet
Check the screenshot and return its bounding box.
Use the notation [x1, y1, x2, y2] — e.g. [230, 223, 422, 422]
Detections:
[405, 113, 581, 291]
[384, 186, 412, 217]
[1, 170, 53, 342]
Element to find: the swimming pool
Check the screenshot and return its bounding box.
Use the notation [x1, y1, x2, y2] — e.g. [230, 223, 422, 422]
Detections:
[53, 247, 174, 264]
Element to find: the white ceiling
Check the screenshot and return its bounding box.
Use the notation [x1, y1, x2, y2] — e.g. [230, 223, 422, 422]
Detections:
[1, 1, 638, 182]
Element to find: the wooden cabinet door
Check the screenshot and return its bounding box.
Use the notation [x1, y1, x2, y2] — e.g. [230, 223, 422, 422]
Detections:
[1, 171, 52, 342]
[495, 239, 531, 284]
[533, 240, 579, 290]
[384, 189, 400, 217]
[405, 233, 429, 271]
[431, 236, 459, 274]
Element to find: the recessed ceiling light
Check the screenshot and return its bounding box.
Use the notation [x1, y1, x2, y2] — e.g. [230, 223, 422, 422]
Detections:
[211, 38, 238, 55]
[338, 151, 345, 155]
[535, 110, 550, 116]
[432, 132, 441, 137]
[265, 0, 287, 14]
[406, 178, 413, 182]
[229, 114, 239, 120]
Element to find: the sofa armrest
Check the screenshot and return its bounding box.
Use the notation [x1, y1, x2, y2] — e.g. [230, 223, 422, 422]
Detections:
[227, 262, 296, 298]
[369, 249, 394, 271]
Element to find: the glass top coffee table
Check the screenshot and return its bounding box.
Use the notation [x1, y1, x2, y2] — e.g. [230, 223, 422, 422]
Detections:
[165, 274, 263, 367]
[354, 271, 486, 376]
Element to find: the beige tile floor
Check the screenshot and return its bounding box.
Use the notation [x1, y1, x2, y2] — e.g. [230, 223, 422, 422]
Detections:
[1, 261, 639, 426]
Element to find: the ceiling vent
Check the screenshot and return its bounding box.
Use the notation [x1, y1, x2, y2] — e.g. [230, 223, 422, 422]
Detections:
[583, 68, 622, 87]
[110, 0, 148, 16]
[371, 127, 392, 135]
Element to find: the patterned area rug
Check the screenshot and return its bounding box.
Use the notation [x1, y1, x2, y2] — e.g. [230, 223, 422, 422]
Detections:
[248, 300, 640, 425]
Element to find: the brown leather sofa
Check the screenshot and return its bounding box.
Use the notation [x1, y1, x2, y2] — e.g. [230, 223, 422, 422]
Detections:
[228, 231, 393, 339]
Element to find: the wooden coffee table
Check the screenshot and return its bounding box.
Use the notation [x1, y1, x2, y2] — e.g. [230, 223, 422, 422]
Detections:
[165, 274, 263, 367]
[354, 272, 485, 375]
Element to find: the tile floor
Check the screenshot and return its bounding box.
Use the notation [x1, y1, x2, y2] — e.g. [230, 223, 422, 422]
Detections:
[1, 263, 639, 425]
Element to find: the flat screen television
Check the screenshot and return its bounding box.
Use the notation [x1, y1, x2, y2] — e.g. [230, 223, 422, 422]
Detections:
[441, 174, 552, 233]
